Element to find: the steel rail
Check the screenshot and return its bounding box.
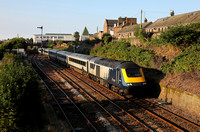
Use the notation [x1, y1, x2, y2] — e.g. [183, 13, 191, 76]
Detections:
[48, 60, 155, 132]
[32, 57, 98, 132]
[142, 98, 200, 128]
[48, 60, 189, 132]
[31, 56, 75, 132]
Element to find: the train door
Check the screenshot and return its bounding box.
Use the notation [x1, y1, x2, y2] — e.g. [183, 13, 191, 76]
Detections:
[116, 69, 121, 84]
[87, 61, 89, 72]
[96, 65, 100, 77]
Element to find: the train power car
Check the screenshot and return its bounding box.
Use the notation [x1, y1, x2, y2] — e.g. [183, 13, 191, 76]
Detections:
[40, 48, 146, 95]
[88, 57, 146, 95]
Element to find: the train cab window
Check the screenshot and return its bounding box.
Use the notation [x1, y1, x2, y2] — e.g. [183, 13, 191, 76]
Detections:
[125, 69, 142, 77]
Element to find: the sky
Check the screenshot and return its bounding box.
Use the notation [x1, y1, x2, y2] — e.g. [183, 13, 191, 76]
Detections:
[0, 0, 199, 40]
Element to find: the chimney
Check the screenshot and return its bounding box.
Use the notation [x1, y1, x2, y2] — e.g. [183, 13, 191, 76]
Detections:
[144, 18, 148, 22]
[170, 10, 174, 16]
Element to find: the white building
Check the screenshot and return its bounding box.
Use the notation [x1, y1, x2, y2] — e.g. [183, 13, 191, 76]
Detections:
[33, 33, 75, 43]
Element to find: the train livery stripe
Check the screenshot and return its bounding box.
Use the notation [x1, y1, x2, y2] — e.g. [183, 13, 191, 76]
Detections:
[121, 68, 146, 83]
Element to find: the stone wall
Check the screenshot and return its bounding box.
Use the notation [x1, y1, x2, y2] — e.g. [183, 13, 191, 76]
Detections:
[158, 85, 200, 116]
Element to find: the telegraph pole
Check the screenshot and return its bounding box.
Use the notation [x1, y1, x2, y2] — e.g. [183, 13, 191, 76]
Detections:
[140, 9, 142, 28]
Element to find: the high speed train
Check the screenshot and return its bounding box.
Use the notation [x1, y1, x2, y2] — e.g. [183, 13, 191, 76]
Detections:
[38, 48, 147, 95]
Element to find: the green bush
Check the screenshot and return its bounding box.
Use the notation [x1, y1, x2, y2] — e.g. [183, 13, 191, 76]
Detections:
[134, 25, 147, 41]
[159, 23, 200, 47]
[0, 38, 27, 51]
[161, 44, 200, 73]
[90, 40, 156, 67]
[0, 53, 42, 131]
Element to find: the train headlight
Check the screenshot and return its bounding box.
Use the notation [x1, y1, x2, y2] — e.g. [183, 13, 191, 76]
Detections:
[127, 83, 133, 86]
[143, 82, 147, 85]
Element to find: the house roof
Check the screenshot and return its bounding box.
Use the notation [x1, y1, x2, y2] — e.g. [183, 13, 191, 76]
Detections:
[117, 22, 152, 34]
[45, 33, 72, 35]
[106, 19, 118, 26]
[146, 10, 200, 29]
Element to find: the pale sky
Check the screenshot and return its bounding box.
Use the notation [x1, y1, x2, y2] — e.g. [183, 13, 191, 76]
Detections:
[0, 0, 199, 40]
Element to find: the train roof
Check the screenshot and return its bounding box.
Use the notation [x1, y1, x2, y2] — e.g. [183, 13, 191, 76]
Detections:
[57, 50, 72, 56]
[48, 49, 60, 53]
[92, 57, 125, 68]
[44, 48, 50, 51]
[68, 53, 95, 61]
[117, 61, 140, 69]
[91, 57, 140, 69]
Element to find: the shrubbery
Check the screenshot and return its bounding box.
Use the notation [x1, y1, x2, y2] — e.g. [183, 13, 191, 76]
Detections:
[0, 53, 42, 131]
[134, 25, 147, 41]
[90, 40, 156, 67]
[0, 38, 27, 51]
[161, 44, 200, 73]
[159, 22, 200, 47]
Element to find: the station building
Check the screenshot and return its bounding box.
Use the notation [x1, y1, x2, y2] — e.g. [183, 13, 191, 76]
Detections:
[33, 33, 75, 43]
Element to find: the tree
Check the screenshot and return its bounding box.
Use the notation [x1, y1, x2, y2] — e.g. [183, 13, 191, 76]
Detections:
[0, 38, 27, 51]
[102, 33, 112, 44]
[134, 25, 147, 40]
[82, 27, 89, 35]
[74, 31, 80, 43]
[0, 53, 42, 131]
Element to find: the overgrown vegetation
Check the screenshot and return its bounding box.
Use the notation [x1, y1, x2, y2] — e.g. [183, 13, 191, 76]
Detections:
[0, 38, 27, 51]
[161, 44, 200, 73]
[102, 33, 112, 44]
[90, 39, 156, 67]
[159, 22, 200, 47]
[0, 53, 43, 131]
[134, 25, 147, 41]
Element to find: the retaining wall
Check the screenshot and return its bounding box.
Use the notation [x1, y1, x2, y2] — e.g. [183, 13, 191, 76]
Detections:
[158, 85, 200, 116]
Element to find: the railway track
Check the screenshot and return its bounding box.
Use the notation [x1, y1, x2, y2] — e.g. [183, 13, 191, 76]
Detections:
[31, 56, 98, 132]
[42, 59, 154, 131]
[46, 58, 200, 132]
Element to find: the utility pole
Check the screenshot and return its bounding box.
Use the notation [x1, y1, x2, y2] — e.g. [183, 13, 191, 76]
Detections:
[140, 9, 142, 28]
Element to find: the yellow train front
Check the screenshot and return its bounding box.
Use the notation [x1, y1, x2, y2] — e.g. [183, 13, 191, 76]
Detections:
[116, 62, 146, 94]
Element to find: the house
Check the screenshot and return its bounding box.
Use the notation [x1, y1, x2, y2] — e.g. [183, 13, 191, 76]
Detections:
[103, 19, 118, 35]
[116, 22, 152, 39]
[145, 10, 200, 34]
[114, 17, 137, 36]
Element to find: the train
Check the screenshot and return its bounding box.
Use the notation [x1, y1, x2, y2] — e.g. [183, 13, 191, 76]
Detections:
[38, 48, 147, 95]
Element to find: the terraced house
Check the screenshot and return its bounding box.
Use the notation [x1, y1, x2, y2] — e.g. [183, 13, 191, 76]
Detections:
[116, 22, 152, 39]
[145, 10, 200, 34]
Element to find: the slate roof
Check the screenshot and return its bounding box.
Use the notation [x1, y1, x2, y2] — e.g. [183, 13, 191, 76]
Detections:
[117, 22, 152, 33]
[106, 19, 118, 26]
[146, 10, 200, 29]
